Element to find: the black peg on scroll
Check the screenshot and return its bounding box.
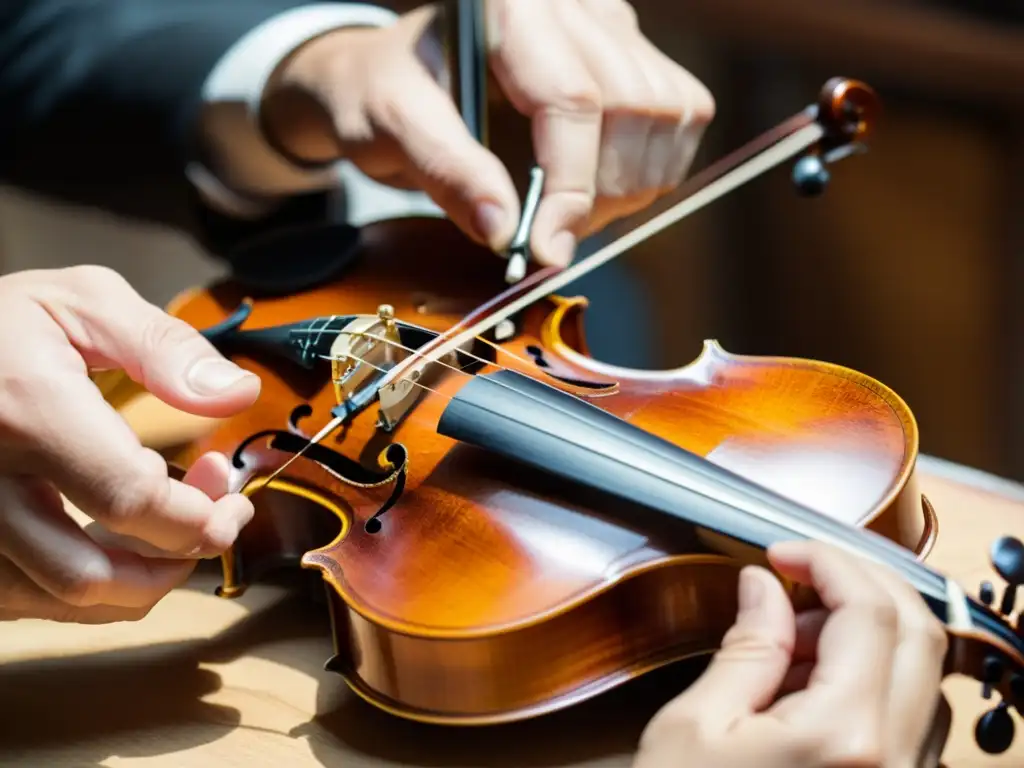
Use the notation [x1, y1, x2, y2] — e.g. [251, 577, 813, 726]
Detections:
[990, 536, 1024, 616]
[980, 580, 995, 606]
[791, 154, 831, 197]
[981, 654, 1004, 700]
[976, 702, 1016, 755]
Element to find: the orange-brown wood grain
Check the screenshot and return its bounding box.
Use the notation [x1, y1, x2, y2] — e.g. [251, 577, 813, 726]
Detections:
[161, 215, 939, 725]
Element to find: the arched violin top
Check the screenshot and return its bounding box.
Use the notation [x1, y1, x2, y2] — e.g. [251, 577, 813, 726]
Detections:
[818, 77, 881, 145]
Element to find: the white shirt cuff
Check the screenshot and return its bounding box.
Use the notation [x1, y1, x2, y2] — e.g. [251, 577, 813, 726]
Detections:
[188, 3, 399, 219]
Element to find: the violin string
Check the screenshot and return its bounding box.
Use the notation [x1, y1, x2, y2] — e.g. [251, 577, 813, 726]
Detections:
[377, 122, 826, 392]
[303, 332, 944, 598]
[290, 321, 943, 589]
[251, 322, 543, 488]
[307, 325, 594, 396]
[292, 318, 543, 374]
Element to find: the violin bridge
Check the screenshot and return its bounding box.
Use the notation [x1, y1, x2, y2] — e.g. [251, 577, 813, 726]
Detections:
[377, 343, 466, 430]
[329, 304, 404, 409]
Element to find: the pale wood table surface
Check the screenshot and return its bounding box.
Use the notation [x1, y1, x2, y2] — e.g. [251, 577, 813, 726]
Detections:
[0, 410, 1022, 767]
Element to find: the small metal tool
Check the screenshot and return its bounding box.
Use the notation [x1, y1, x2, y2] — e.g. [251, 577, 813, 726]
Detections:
[504, 165, 544, 284]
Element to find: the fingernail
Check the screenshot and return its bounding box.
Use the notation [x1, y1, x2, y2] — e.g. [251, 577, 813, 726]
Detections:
[473, 201, 509, 249]
[738, 568, 765, 617]
[547, 230, 576, 267]
[187, 358, 257, 396]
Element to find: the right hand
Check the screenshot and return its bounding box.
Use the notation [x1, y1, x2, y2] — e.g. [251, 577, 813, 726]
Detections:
[635, 541, 951, 767]
[262, 0, 715, 268]
[0, 266, 260, 624]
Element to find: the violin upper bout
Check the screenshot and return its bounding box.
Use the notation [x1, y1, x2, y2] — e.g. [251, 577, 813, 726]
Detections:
[537, 294, 592, 358]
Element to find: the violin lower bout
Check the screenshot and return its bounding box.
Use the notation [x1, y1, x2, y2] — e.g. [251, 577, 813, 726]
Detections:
[322, 554, 742, 725]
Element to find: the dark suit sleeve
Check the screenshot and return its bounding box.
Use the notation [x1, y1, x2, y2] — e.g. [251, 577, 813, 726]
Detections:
[0, 0, 336, 276]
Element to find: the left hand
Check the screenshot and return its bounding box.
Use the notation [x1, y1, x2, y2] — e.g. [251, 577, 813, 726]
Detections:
[262, 0, 715, 268]
[634, 541, 951, 767]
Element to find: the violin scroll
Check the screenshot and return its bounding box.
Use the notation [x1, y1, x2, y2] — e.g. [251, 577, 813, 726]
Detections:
[817, 77, 880, 146]
[967, 535, 1024, 753]
[790, 77, 879, 197]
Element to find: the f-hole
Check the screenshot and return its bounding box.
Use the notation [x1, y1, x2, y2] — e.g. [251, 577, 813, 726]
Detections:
[524, 344, 616, 392]
[525, 345, 551, 369]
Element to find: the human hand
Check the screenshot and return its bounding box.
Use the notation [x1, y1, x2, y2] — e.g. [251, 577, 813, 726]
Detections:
[635, 541, 951, 767]
[0, 266, 260, 623]
[262, 0, 715, 268]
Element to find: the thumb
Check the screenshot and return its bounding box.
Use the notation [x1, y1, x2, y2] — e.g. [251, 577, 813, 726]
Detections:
[43, 266, 261, 417]
[659, 566, 796, 730]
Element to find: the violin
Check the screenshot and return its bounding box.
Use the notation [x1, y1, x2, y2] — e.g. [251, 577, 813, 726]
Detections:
[119, 1, 1024, 756]
[147, 71, 1024, 758]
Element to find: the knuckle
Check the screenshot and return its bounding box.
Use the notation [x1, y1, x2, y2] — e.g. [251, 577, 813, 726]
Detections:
[917, 615, 949, 659]
[104, 454, 170, 530]
[0, 365, 58, 446]
[536, 78, 603, 118]
[52, 560, 112, 608]
[825, 715, 885, 767]
[678, 75, 715, 126]
[138, 313, 206, 356]
[59, 264, 131, 298]
[615, 0, 639, 28]
[719, 623, 790, 660]
[367, 72, 414, 134]
[851, 597, 900, 634]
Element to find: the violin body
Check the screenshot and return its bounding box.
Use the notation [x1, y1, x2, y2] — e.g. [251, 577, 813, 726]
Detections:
[165, 215, 937, 725]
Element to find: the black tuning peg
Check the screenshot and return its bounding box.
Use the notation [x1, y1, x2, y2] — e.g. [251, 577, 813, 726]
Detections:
[982, 654, 1004, 700]
[989, 536, 1024, 616]
[976, 702, 1015, 754]
[791, 154, 831, 197]
[992, 537, 1024, 585]
[980, 580, 995, 606]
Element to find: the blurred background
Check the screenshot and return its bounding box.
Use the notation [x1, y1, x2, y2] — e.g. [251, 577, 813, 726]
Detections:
[1, 0, 1022, 478]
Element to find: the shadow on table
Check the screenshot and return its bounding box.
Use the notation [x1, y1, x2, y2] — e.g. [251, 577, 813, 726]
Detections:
[302, 663, 702, 768]
[0, 567, 705, 767]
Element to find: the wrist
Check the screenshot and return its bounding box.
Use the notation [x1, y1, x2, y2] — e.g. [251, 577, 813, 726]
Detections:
[260, 26, 374, 167]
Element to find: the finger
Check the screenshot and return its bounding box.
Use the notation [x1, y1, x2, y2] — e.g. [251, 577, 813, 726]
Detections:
[0, 366, 253, 556]
[0, 556, 160, 623]
[766, 541, 899, 726]
[576, 0, 714, 191]
[488, 0, 602, 267]
[858, 557, 948, 763]
[29, 265, 260, 418]
[347, 9, 519, 253]
[551, 0, 657, 199]
[0, 476, 195, 610]
[792, 608, 828, 663]
[81, 452, 236, 558]
[625, 36, 714, 188]
[367, 64, 520, 252]
[654, 566, 795, 730]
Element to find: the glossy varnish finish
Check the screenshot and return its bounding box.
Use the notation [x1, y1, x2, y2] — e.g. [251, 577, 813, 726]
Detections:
[163, 216, 935, 724]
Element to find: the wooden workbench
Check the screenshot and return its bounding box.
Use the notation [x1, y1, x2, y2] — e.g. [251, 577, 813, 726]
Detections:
[0, 448, 1021, 766]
